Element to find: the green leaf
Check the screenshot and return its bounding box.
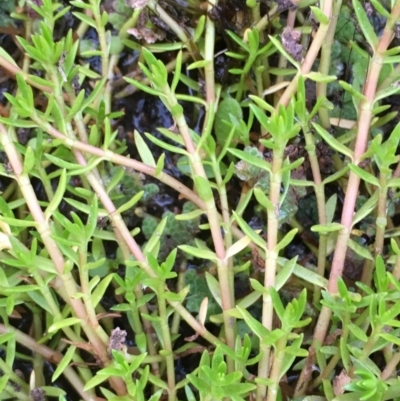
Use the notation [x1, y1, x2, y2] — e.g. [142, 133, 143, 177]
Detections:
[232, 211, 266, 249]
[92, 274, 114, 308]
[280, 336, 305, 379]
[145, 133, 188, 155]
[44, 169, 67, 221]
[187, 60, 211, 70]
[368, 0, 390, 17]
[309, 6, 330, 24]
[275, 257, 298, 291]
[225, 30, 250, 52]
[352, 191, 378, 226]
[0, 46, 18, 67]
[154, 153, 165, 176]
[205, 272, 222, 307]
[72, 11, 97, 28]
[311, 222, 344, 233]
[80, 78, 107, 111]
[193, 175, 213, 202]
[340, 337, 351, 372]
[225, 235, 252, 259]
[16, 73, 34, 109]
[0, 332, 15, 345]
[353, 0, 378, 51]
[313, 123, 354, 161]
[52, 346, 76, 382]
[0, 375, 9, 395]
[348, 323, 368, 342]
[0, 216, 37, 228]
[269, 35, 299, 69]
[143, 217, 167, 255]
[124, 77, 164, 97]
[179, 245, 217, 261]
[66, 89, 85, 119]
[304, 72, 336, 83]
[249, 95, 275, 114]
[379, 332, 400, 347]
[339, 80, 367, 103]
[193, 15, 206, 42]
[5, 331, 15, 366]
[0, 116, 37, 128]
[347, 238, 373, 261]
[83, 373, 109, 391]
[48, 317, 82, 333]
[275, 228, 298, 253]
[163, 287, 189, 302]
[18, 38, 47, 63]
[214, 97, 243, 144]
[66, 156, 104, 176]
[171, 50, 182, 93]
[348, 164, 380, 187]
[22, 146, 36, 174]
[134, 130, 156, 167]
[236, 305, 270, 340]
[116, 191, 144, 215]
[326, 194, 337, 224]
[250, 278, 268, 295]
[285, 259, 328, 288]
[44, 154, 80, 169]
[175, 208, 204, 221]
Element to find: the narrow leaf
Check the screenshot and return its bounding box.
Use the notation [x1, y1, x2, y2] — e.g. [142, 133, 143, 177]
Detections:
[353, 0, 378, 50]
[225, 235, 252, 259]
[134, 130, 156, 167]
[52, 346, 77, 382]
[313, 123, 354, 161]
[48, 318, 82, 333]
[348, 163, 379, 187]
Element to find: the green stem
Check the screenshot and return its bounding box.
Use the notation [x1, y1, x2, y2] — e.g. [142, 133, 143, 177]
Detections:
[171, 259, 187, 336]
[204, 0, 216, 104]
[266, 336, 288, 401]
[161, 88, 236, 358]
[276, 1, 332, 108]
[317, 0, 342, 128]
[158, 285, 176, 400]
[257, 147, 284, 401]
[89, 0, 109, 79]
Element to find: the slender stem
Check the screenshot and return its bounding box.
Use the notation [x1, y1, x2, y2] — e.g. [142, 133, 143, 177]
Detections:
[90, 0, 109, 79]
[171, 259, 187, 336]
[158, 285, 176, 400]
[266, 336, 288, 401]
[361, 173, 388, 286]
[204, 0, 216, 104]
[257, 147, 284, 401]
[317, 0, 342, 128]
[157, 87, 236, 357]
[277, 1, 333, 108]
[0, 324, 98, 401]
[312, 352, 341, 389]
[329, 1, 400, 294]
[299, 10, 400, 396]
[381, 351, 400, 380]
